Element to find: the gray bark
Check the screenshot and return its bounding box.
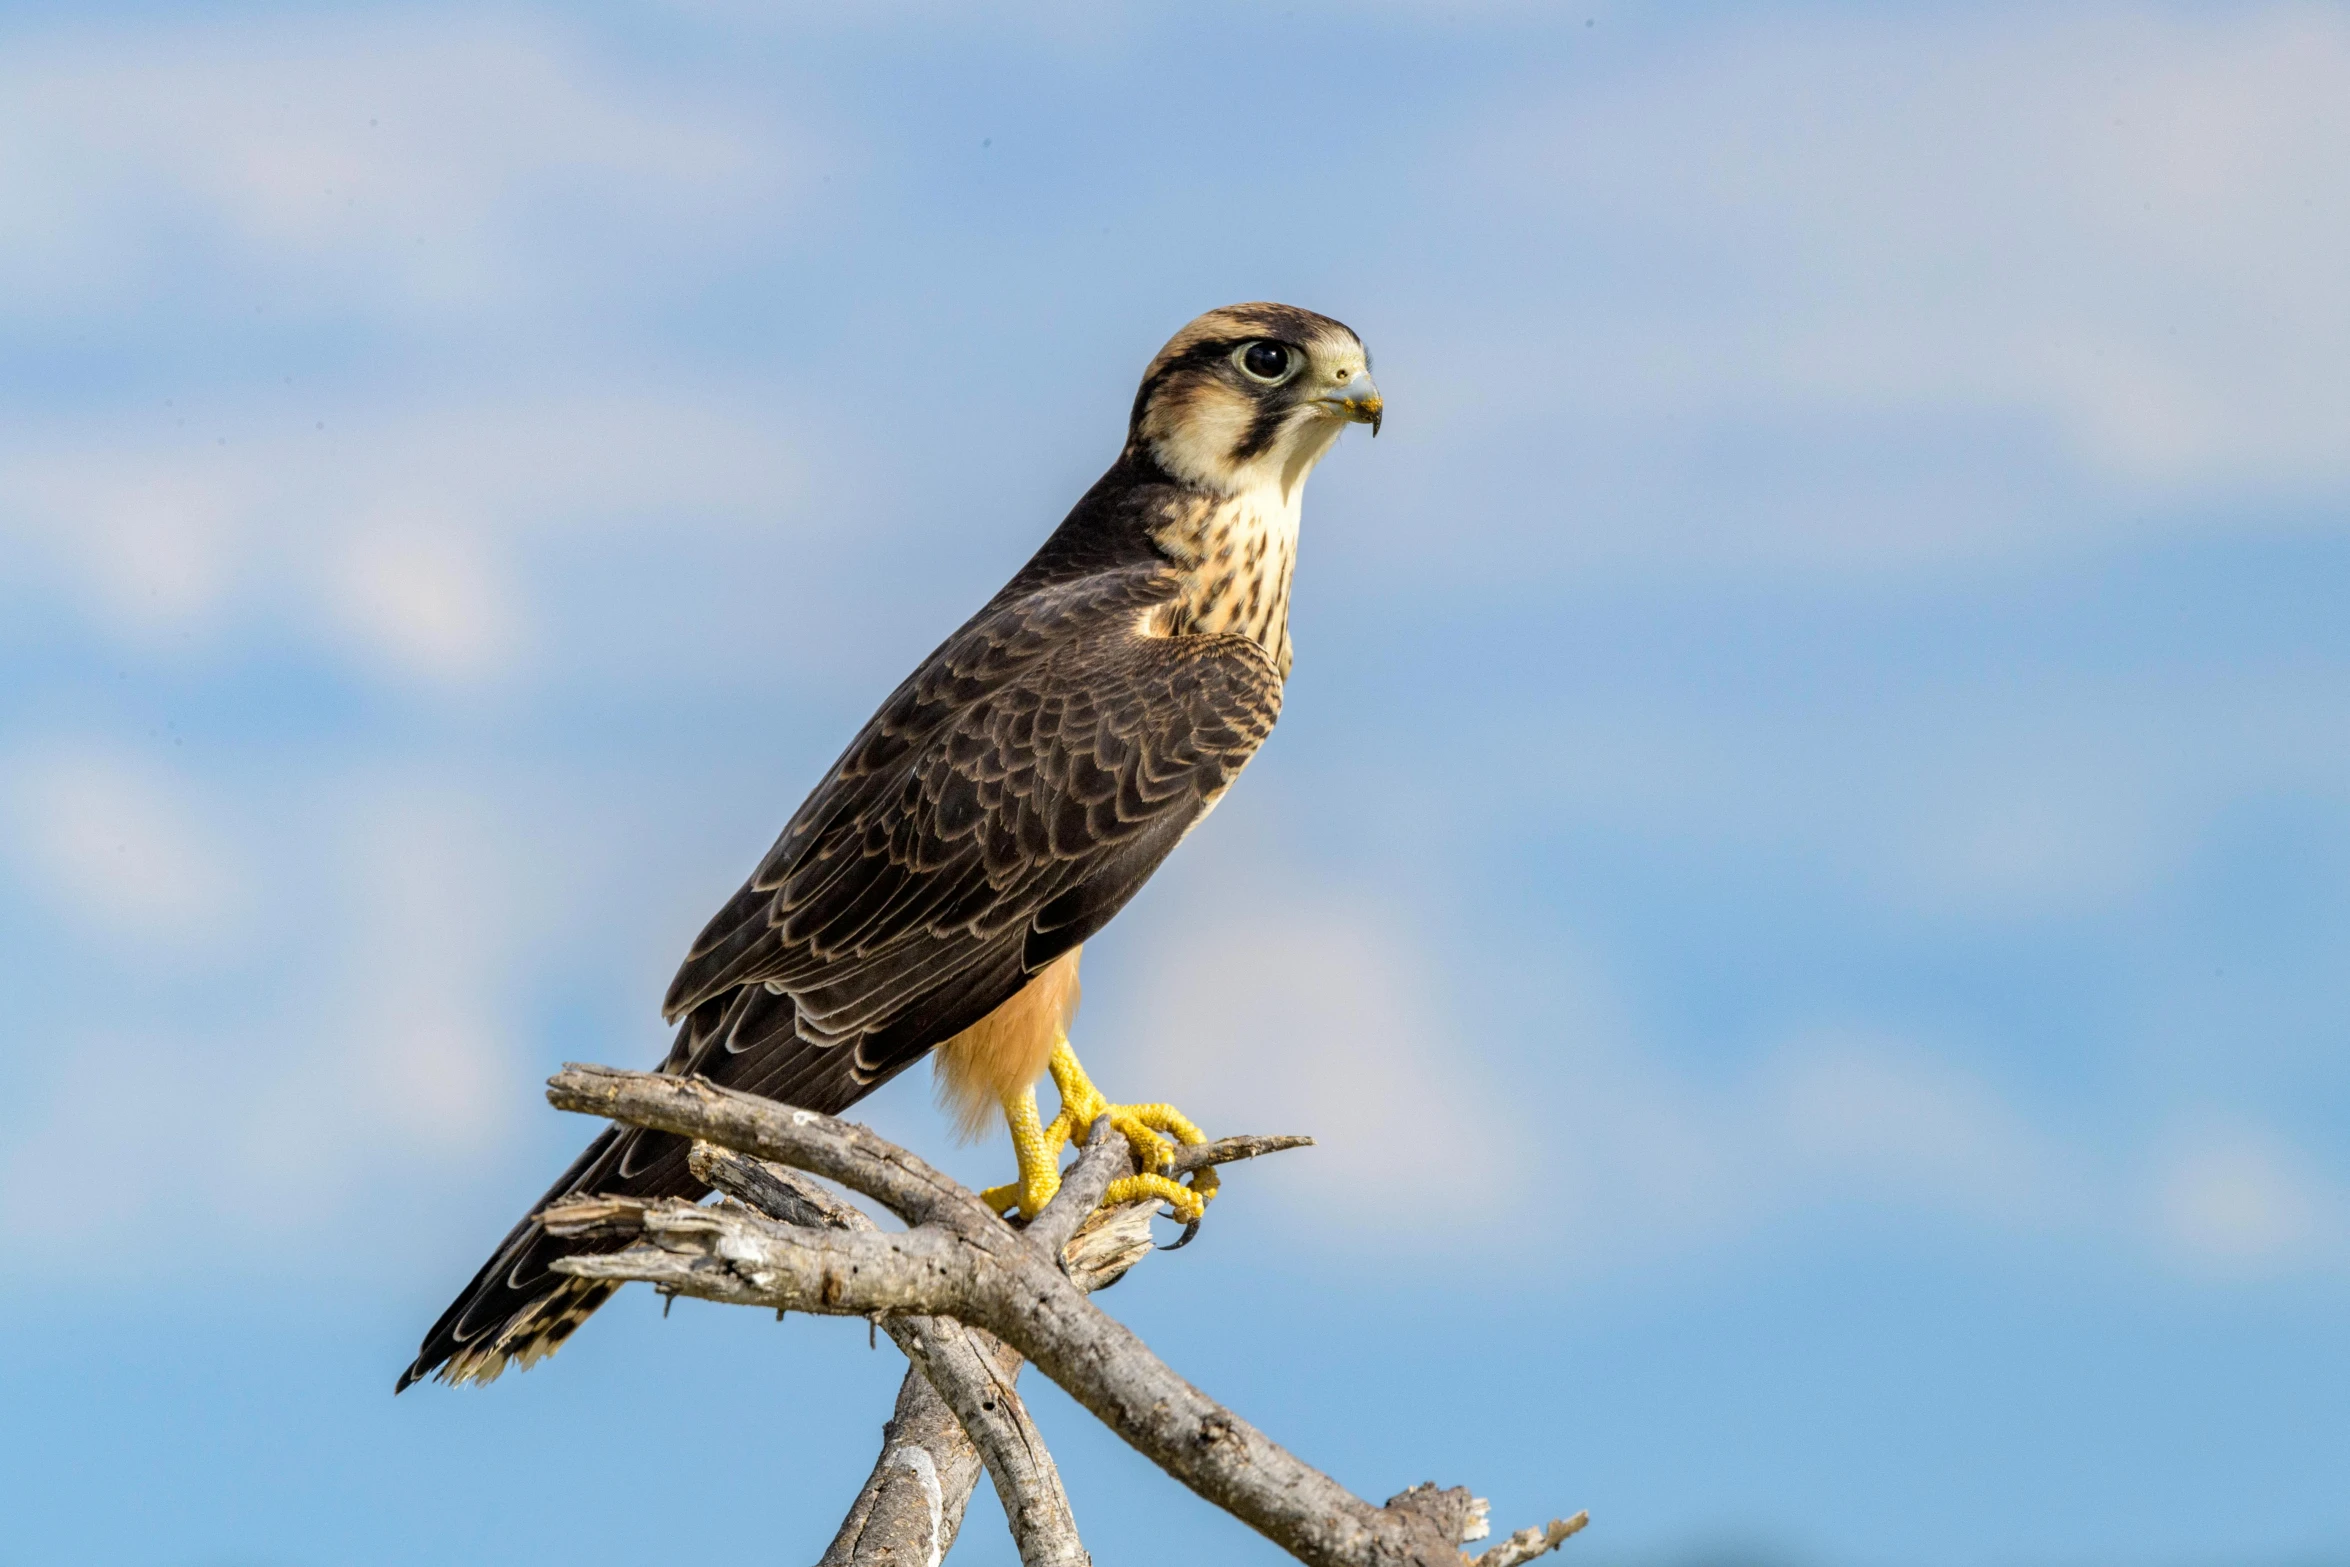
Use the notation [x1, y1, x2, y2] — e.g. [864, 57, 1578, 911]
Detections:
[688, 1140, 1086, 1567]
[543, 1063, 1583, 1567]
[821, 1361, 979, 1567]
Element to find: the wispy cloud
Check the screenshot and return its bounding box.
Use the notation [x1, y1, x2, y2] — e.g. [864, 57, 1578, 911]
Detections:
[2, 746, 251, 952]
[0, 0, 2342, 1309]
[1761, 1028, 2074, 1223]
[0, 770, 569, 1266]
[1527, 998, 2346, 1278]
[2151, 1120, 2349, 1277]
[1097, 859, 2350, 1281]
[1386, 6, 2350, 584]
[1, 386, 812, 679]
[0, 14, 792, 320]
[1114, 890, 1533, 1244]
[0, 10, 820, 684]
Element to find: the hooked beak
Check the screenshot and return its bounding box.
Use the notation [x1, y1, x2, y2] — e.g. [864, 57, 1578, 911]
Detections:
[1315, 369, 1383, 437]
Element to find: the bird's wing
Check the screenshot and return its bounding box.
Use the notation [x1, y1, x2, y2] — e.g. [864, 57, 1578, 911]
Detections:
[662, 562, 1283, 1090]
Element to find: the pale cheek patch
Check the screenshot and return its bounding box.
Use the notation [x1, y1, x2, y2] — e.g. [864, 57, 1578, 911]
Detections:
[1144, 380, 1261, 491]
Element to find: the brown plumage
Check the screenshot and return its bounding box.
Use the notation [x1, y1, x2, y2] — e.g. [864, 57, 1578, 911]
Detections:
[399, 303, 1378, 1390]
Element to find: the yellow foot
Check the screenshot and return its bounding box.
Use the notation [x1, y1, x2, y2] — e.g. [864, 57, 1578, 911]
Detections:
[979, 1038, 1219, 1223]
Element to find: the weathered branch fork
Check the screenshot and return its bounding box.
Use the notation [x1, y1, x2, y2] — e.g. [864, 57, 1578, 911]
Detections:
[541, 1063, 1587, 1567]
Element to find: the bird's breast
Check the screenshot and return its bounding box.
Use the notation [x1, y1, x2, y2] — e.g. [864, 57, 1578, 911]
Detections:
[1150, 487, 1301, 677]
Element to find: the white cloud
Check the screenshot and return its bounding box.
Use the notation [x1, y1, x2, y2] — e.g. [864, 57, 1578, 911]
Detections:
[327, 521, 521, 684]
[1524, 1008, 2346, 1280]
[1482, 671, 2350, 935]
[1563, 1012, 2350, 1278]
[2, 748, 250, 949]
[0, 778, 539, 1261]
[2, 2, 2339, 1314]
[0, 385, 810, 679]
[2152, 1122, 2345, 1276]
[1108, 880, 2340, 1283]
[1763, 1029, 2067, 1222]
[1454, 980, 2092, 1264]
[1091, 872, 2084, 1264]
[1891, 740, 2176, 923]
[0, 15, 788, 318]
[62, 475, 245, 639]
[0, 10, 819, 681]
[1416, 5, 2350, 577]
[8, 768, 2337, 1289]
[1110, 894, 1531, 1244]
[331, 787, 535, 1152]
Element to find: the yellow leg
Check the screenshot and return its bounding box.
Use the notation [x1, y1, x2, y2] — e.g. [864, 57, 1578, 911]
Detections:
[978, 1082, 1072, 1219]
[978, 1035, 1219, 1223]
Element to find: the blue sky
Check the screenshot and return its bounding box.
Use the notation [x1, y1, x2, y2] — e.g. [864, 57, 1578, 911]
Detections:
[2, 3, 2345, 1564]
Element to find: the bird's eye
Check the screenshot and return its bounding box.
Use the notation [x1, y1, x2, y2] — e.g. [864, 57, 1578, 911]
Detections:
[1235, 341, 1296, 385]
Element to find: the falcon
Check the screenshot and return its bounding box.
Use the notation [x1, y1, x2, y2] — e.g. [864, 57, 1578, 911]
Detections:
[400, 303, 1381, 1390]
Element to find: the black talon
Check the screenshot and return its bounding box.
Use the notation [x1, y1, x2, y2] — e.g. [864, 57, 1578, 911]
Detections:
[1160, 1215, 1201, 1251]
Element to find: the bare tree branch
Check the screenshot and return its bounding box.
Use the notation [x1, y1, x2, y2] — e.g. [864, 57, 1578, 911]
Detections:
[1164, 1132, 1317, 1170]
[888, 1312, 1082, 1567]
[1025, 1122, 1137, 1257]
[818, 1350, 984, 1567]
[699, 1131, 1285, 1567]
[550, 1065, 967, 1224]
[688, 1141, 1086, 1567]
[685, 1143, 984, 1566]
[1472, 1515, 1590, 1567]
[543, 1064, 1582, 1567]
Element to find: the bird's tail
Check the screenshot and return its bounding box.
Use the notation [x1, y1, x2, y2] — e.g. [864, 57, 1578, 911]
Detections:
[396, 987, 903, 1392]
[395, 1119, 700, 1391]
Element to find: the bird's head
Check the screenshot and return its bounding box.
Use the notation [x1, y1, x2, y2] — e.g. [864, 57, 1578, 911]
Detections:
[1129, 302, 1380, 499]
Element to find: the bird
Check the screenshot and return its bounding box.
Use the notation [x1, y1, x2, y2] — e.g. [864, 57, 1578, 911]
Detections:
[399, 302, 1381, 1391]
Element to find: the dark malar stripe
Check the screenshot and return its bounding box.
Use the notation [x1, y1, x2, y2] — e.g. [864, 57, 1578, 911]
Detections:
[1229, 401, 1291, 463]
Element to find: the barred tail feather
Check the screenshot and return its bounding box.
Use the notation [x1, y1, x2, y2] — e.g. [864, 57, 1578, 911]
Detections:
[396, 1122, 662, 1392]
[397, 990, 918, 1392]
[437, 1278, 618, 1387]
